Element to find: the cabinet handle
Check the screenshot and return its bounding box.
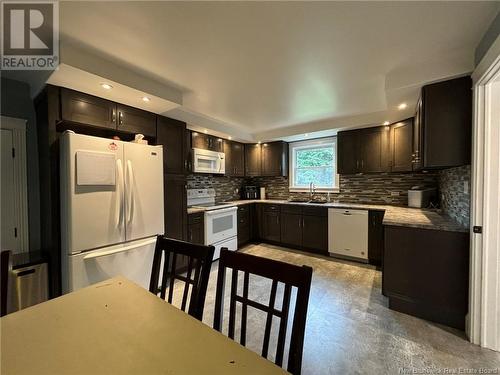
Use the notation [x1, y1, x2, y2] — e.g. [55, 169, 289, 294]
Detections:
[361, 160, 364, 169]
[112, 110, 116, 123]
[184, 160, 188, 170]
[118, 111, 123, 126]
[302, 218, 305, 227]
[356, 160, 359, 170]
[189, 229, 193, 242]
[276, 216, 279, 225]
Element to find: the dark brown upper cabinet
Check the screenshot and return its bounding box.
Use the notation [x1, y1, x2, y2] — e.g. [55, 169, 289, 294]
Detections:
[60, 87, 156, 137]
[414, 76, 472, 169]
[413, 98, 423, 170]
[337, 131, 358, 174]
[224, 140, 245, 177]
[389, 118, 414, 172]
[244, 141, 288, 177]
[337, 127, 390, 174]
[116, 104, 156, 137]
[245, 143, 262, 176]
[61, 88, 116, 129]
[191, 132, 224, 152]
[156, 116, 189, 175]
[261, 141, 288, 176]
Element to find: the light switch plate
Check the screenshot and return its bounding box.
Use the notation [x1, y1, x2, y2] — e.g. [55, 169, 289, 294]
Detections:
[464, 181, 469, 194]
[390, 191, 400, 196]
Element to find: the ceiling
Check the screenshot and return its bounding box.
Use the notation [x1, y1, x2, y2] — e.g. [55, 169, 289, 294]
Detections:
[12, 2, 500, 141]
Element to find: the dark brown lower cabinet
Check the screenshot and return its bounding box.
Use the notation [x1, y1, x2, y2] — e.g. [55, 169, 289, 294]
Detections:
[368, 210, 384, 266]
[280, 212, 302, 247]
[383, 225, 469, 330]
[237, 205, 251, 246]
[280, 206, 328, 255]
[187, 212, 204, 245]
[302, 214, 328, 253]
[260, 205, 281, 243]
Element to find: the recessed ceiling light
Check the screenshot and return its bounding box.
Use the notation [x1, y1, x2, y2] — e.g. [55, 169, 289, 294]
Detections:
[305, 133, 309, 137]
[100, 83, 113, 90]
[228, 136, 232, 140]
[383, 121, 390, 126]
[204, 129, 208, 134]
[142, 96, 151, 102]
[398, 103, 408, 110]
[257, 141, 261, 144]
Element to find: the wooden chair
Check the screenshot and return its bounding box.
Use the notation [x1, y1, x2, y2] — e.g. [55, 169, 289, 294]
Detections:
[213, 249, 313, 375]
[1, 250, 12, 317]
[149, 236, 215, 321]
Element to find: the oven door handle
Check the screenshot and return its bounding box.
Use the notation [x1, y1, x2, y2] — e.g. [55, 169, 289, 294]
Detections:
[204, 207, 238, 216]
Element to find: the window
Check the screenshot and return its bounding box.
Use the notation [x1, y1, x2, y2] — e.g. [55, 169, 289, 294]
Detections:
[289, 137, 338, 191]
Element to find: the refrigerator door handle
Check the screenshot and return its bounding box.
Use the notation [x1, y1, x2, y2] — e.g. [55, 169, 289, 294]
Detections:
[83, 238, 157, 260]
[126, 160, 135, 224]
[116, 159, 124, 227]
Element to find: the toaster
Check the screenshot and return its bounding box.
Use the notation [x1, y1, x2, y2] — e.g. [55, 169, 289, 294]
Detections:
[408, 188, 437, 208]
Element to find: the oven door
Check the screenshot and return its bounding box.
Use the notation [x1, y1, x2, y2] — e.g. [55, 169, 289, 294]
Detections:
[192, 148, 225, 174]
[204, 206, 237, 245]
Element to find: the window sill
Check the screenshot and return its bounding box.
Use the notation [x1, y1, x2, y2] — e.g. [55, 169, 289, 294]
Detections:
[289, 187, 340, 193]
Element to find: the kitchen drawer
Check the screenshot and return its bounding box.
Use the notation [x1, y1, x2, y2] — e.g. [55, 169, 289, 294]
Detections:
[303, 206, 327, 217]
[237, 205, 250, 213]
[281, 205, 302, 214]
[188, 212, 204, 225]
[264, 204, 281, 213]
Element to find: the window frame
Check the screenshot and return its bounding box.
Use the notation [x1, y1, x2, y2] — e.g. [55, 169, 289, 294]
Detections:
[288, 137, 339, 193]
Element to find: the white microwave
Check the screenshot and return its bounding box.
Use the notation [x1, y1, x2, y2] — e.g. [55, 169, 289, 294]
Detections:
[192, 148, 225, 174]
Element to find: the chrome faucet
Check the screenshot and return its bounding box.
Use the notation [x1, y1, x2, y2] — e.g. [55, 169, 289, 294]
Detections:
[309, 182, 316, 201]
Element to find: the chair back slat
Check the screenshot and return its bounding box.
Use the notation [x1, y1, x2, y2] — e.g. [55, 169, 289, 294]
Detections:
[228, 268, 238, 340]
[240, 271, 249, 346]
[181, 258, 194, 311]
[149, 236, 215, 321]
[261, 279, 278, 358]
[167, 253, 177, 303]
[213, 249, 312, 375]
[275, 283, 292, 366]
[159, 250, 171, 300]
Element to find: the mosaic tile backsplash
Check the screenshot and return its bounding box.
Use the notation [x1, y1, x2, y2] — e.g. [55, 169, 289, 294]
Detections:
[438, 165, 471, 227]
[187, 174, 245, 202]
[252, 173, 439, 205]
[188, 172, 441, 206]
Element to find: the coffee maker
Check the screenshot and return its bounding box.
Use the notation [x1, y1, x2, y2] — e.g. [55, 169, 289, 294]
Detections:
[242, 186, 259, 199]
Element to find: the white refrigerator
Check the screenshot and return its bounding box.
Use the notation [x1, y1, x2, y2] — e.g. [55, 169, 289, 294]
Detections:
[60, 132, 164, 293]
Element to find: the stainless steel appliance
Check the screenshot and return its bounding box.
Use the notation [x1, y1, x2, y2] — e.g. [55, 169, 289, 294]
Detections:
[187, 189, 237, 260]
[242, 185, 259, 199]
[408, 187, 437, 208]
[192, 148, 225, 174]
[328, 208, 369, 262]
[9, 262, 48, 312]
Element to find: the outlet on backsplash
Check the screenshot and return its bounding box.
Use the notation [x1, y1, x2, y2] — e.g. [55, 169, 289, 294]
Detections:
[390, 191, 400, 196]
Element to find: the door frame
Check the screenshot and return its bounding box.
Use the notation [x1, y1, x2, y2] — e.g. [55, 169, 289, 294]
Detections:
[469, 35, 500, 351]
[0, 116, 29, 253]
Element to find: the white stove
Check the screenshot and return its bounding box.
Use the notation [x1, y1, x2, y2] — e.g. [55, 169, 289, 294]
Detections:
[187, 189, 238, 260]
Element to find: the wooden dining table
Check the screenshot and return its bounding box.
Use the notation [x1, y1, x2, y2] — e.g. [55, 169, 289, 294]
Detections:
[1, 276, 287, 375]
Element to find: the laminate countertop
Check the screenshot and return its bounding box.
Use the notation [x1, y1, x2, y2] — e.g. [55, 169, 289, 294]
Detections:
[188, 199, 468, 233]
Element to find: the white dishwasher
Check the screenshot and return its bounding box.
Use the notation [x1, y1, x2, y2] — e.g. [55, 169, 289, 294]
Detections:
[328, 208, 369, 262]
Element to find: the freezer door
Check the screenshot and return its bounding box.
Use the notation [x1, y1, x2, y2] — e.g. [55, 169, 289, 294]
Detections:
[60, 132, 125, 254]
[63, 237, 157, 293]
[124, 143, 165, 241]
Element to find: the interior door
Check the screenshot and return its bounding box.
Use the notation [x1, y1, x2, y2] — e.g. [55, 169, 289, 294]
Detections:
[124, 142, 164, 241]
[60, 133, 125, 254]
[0, 129, 18, 252]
